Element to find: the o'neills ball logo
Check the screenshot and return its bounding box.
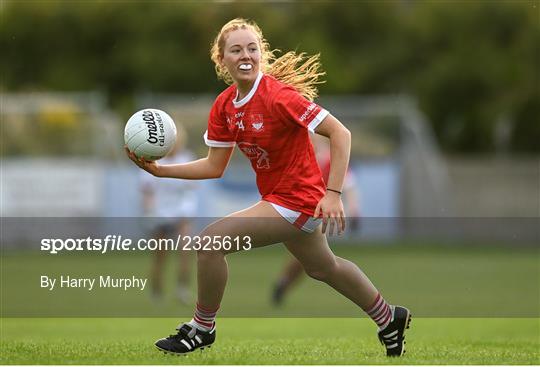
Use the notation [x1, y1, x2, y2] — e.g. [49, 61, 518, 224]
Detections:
[142, 110, 165, 146]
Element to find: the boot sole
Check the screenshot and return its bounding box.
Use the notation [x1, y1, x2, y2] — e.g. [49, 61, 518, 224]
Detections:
[155, 344, 212, 355]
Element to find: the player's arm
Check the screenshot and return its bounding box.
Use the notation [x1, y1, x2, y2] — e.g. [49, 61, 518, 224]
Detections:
[157, 147, 234, 179]
[313, 114, 351, 234]
[126, 146, 234, 180]
[315, 114, 351, 194]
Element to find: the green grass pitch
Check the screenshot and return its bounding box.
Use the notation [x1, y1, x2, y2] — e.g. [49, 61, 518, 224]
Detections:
[1, 318, 539, 364]
[1, 243, 539, 364]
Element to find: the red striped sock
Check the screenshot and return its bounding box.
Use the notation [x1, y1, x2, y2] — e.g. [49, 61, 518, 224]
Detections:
[364, 293, 393, 330]
[190, 302, 219, 331]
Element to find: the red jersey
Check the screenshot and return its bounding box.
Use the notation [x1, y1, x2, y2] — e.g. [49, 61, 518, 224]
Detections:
[204, 72, 329, 216]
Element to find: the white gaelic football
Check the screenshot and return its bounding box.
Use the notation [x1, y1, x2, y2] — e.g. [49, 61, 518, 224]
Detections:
[124, 109, 177, 160]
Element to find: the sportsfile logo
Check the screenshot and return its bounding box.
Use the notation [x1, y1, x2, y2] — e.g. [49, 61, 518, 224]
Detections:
[142, 110, 165, 146]
[299, 103, 317, 122]
[39, 235, 253, 254]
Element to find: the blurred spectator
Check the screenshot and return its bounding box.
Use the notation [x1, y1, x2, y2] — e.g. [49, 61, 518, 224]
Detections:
[140, 127, 199, 303]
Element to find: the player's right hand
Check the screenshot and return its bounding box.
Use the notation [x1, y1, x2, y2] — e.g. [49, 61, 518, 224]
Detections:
[124, 146, 160, 176]
[314, 192, 345, 236]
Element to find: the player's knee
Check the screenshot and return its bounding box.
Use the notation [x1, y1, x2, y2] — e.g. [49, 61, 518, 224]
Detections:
[305, 268, 326, 281]
[196, 227, 227, 258]
[304, 262, 337, 282]
[196, 248, 225, 262]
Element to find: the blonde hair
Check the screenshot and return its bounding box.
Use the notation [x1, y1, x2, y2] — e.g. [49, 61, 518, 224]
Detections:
[210, 18, 325, 101]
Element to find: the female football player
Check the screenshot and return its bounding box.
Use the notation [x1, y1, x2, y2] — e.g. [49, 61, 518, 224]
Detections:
[126, 18, 410, 357]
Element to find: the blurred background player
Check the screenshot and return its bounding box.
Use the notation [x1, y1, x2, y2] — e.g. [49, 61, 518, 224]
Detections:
[140, 126, 199, 304]
[272, 134, 361, 305]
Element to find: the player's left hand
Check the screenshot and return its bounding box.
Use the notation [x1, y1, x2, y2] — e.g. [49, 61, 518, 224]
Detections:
[314, 192, 346, 235]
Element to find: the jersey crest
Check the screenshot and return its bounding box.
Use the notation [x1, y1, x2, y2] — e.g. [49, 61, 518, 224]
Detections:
[249, 114, 264, 132]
